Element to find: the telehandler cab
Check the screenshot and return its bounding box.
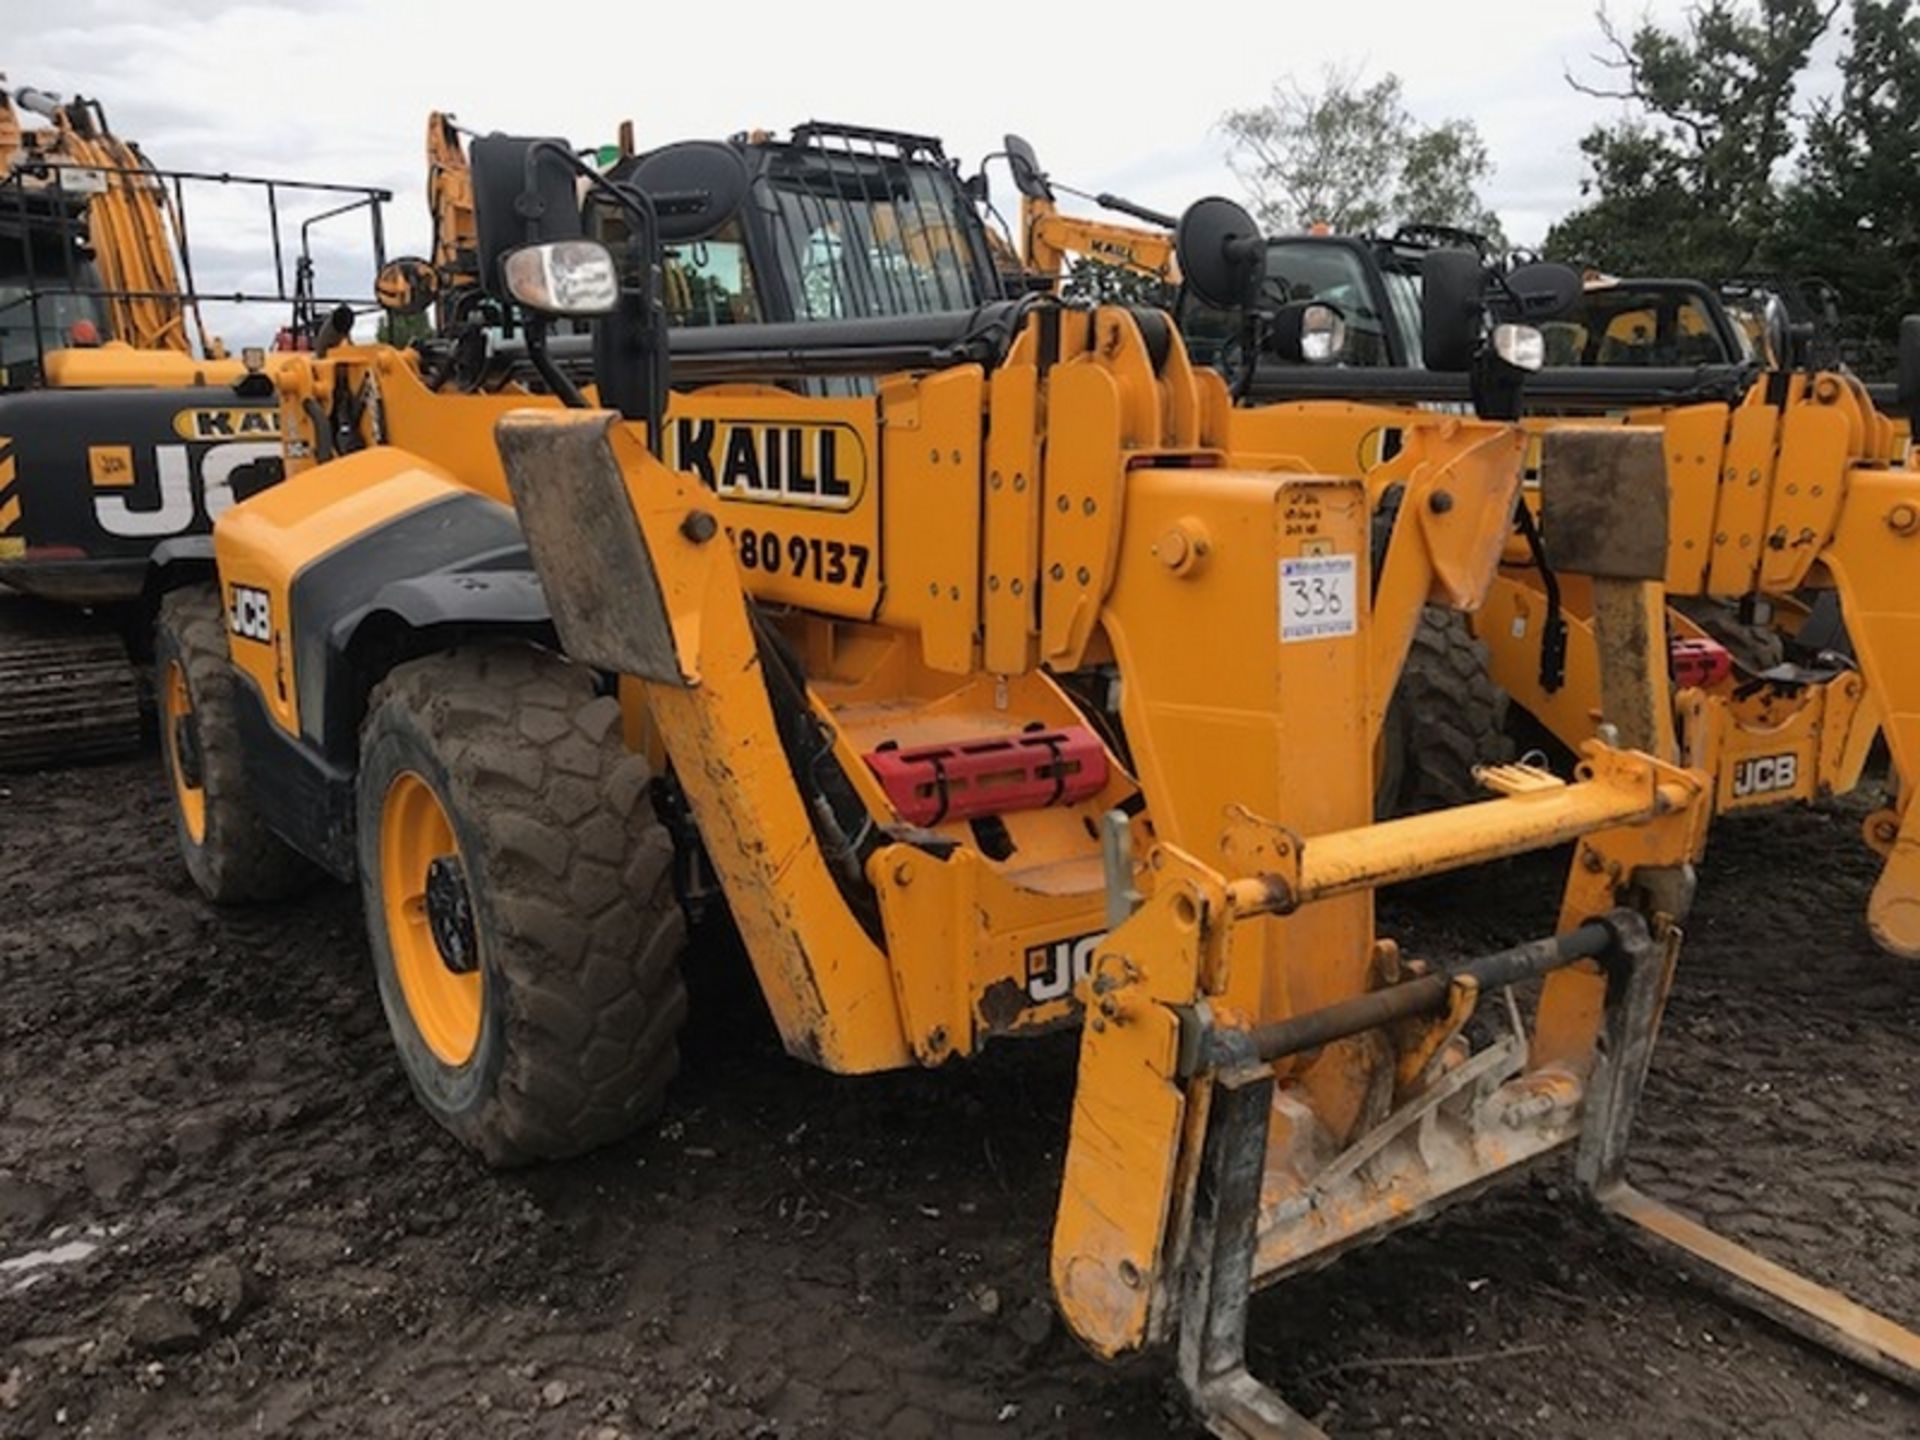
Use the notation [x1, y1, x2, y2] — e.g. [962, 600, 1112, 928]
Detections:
[150, 134, 1919, 1432]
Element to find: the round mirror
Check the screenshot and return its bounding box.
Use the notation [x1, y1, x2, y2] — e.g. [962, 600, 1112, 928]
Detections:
[375, 256, 439, 316]
[1502, 262, 1582, 321]
[1175, 197, 1265, 311]
[618, 141, 751, 244]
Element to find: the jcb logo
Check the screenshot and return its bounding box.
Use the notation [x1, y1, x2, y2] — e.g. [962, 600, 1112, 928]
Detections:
[1731, 753, 1798, 799]
[172, 407, 282, 441]
[93, 439, 281, 538]
[671, 418, 865, 510]
[1024, 930, 1106, 1006]
[228, 584, 272, 643]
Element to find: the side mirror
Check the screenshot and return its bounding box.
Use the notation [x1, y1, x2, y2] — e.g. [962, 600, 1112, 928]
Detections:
[1266, 300, 1346, 365]
[1004, 133, 1051, 202]
[1175, 197, 1266, 311]
[470, 134, 583, 307]
[1759, 293, 1793, 368]
[1421, 249, 1485, 372]
[616, 140, 750, 243]
[1500, 262, 1582, 321]
[1899, 314, 1920, 433]
[375, 256, 439, 317]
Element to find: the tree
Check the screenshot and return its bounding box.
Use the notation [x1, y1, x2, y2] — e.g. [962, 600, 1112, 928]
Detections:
[1545, 0, 1919, 376]
[1777, 0, 1920, 365]
[1544, 1, 1839, 274]
[377, 310, 434, 346]
[1220, 68, 1505, 247]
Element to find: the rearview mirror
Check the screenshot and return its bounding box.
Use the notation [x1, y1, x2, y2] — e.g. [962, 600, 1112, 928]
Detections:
[1175, 197, 1265, 311]
[1761, 293, 1793, 369]
[1266, 300, 1346, 365]
[1421, 249, 1486, 372]
[1501, 262, 1581, 321]
[1004, 133, 1051, 202]
[616, 140, 751, 243]
[374, 256, 439, 317]
[470, 134, 583, 307]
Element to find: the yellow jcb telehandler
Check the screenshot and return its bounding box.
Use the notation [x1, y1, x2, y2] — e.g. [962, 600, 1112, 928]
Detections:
[1225, 250, 1920, 960]
[148, 135, 1918, 1432]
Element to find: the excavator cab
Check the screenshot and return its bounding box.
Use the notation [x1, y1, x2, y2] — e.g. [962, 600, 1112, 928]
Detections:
[0, 198, 112, 386]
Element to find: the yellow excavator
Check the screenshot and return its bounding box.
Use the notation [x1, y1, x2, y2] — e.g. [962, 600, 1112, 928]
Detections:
[0, 77, 389, 768]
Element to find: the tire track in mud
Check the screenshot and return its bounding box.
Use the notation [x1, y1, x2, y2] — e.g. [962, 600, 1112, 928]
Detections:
[0, 759, 1914, 1437]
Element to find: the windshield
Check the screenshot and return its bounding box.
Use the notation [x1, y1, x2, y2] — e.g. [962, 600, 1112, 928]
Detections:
[1538, 285, 1735, 367]
[1262, 241, 1400, 366]
[1376, 251, 1424, 366]
[761, 155, 989, 319]
[0, 236, 112, 373]
[660, 220, 763, 328]
[1180, 238, 1414, 372]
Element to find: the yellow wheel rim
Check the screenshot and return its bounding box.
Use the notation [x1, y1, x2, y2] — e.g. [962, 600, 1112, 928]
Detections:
[163, 659, 207, 844]
[380, 771, 483, 1066]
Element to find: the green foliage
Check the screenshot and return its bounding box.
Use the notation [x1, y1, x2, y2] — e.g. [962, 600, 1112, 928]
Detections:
[1546, 0, 1837, 273]
[1547, 0, 1918, 373]
[1778, 0, 1920, 363]
[376, 310, 434, 346]
[1220, 68, 1505, 247]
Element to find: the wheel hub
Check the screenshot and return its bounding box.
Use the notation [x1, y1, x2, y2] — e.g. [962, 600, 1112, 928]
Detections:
[424, 855, 478, 974]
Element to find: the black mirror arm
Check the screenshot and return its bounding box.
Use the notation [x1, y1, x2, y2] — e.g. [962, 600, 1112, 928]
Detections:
[523, 139, 670, 445]
[525, 318, 589, 409]
[1230, 308, 1269, 402]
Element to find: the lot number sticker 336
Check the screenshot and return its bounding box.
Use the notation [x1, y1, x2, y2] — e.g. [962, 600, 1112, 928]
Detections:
[1280, 553, 1357, 642]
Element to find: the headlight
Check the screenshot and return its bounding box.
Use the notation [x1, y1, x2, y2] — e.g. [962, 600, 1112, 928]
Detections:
[1491, 322, 1545, 372]
[502, 240, 619, 316]
[1299, 303, 1347, 365]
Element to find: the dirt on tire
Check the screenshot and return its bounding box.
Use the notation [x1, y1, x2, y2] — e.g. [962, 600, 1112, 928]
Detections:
[356, 645, 688, 1165]
[0, 756, 1914, 1438]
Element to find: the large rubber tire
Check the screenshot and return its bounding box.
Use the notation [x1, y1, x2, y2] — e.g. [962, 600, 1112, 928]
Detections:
[154, 585, 317, 902]
[1378, 605, 1514, 817]
[356, 644, 688, 1166]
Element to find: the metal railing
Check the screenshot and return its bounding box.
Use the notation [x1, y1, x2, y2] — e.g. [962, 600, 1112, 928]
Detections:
[0, 157, 391, 378]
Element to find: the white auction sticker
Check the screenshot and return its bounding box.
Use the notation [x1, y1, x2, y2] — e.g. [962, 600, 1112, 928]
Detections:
[1280, 553, 1358, 642]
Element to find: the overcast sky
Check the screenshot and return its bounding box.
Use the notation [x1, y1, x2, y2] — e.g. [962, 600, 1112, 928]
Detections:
[6, 0, 1824, 338]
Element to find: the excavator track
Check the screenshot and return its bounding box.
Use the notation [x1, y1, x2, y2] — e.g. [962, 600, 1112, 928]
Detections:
[0, 592, 145, 771]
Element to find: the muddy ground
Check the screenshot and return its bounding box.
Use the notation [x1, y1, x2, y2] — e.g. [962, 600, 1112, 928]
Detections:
[0, 756, 1914, 1439]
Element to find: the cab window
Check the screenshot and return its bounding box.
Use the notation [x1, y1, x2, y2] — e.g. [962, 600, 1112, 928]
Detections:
[660, 222, 761, 328]
[1263, 241, 1396, 366]
[1559, 288, 1733, 366]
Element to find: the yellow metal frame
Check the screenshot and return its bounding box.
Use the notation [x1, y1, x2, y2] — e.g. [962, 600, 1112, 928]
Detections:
[219, 297, 1916, 1429]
